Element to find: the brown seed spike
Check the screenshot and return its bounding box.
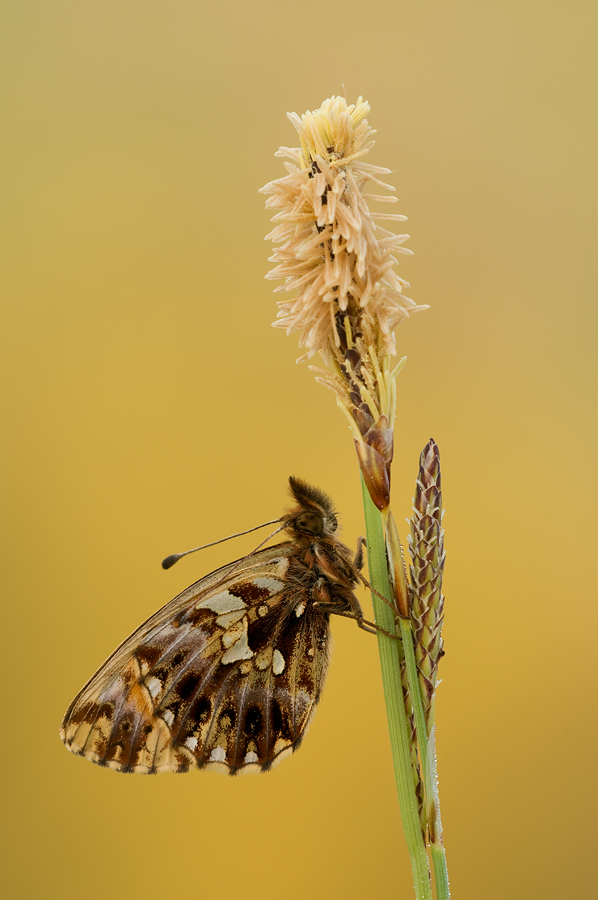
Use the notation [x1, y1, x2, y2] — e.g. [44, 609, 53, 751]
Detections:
[408, 439, 445, 734]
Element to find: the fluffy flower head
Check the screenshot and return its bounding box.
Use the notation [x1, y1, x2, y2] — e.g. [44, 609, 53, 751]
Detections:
[261, 95, 426, 364]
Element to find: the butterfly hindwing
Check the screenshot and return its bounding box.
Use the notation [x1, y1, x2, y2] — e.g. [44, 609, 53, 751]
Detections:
[60, 545, 331, 774]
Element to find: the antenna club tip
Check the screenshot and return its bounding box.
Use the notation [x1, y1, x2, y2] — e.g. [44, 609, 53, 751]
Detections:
[162, 554, 181, 570]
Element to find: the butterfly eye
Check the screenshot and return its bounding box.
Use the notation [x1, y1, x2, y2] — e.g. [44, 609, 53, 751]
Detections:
[295, 512, 324, 535]
[328, 514, 338, 532]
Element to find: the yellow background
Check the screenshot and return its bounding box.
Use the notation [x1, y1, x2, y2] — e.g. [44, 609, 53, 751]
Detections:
[2, 2, 596, 898]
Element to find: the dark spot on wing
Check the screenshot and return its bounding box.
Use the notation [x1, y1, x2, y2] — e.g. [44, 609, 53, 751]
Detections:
[248, 596, 296, 648]
[94, 701, 113, 721]
[179, 606, 211, 627]
[244, 705, 263, 737]
[272, 699, 293, 741]
[172, 651, 186, 667]
[188, 696, 211, 727]
[79, 703, 98, 725]
[177, 672, 201, 701]
[271, 699, 283, 736]
[136, 644, 162, 669]
[230, 581, 272, 603]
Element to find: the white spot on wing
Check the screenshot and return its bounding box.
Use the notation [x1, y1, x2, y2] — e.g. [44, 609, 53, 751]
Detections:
[146, 677, 161, 700]
[272, 649, 285, 675]
[216, 609, 246, 628]
[265, 558, 289, 577]
[210, 746, 226, 762]
[295, 600, 306, 617]
[253, 576, 285, 592]
[244, 750, 259, 764]
[222, 617, 247, 649]
[221, 618, 254, 664]
[196, 590, 245, 615]
[162, 710, 174, 727]
[185, 736, 198, 751]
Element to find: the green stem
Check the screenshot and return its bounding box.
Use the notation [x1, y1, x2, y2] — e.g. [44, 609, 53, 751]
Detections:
[431, 842, 450, 900]
[399, 619, 451, 900]
[360, 478, 432, 900]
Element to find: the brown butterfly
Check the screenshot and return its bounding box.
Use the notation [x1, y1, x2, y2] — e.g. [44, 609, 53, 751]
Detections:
[60, 477, 383, 775]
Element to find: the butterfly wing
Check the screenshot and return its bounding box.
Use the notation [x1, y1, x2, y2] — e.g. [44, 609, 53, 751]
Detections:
[60, 544, 331, 774]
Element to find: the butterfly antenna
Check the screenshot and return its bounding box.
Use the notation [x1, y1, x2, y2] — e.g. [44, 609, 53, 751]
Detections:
[161, 518, 283, 569]
[201, 522, 288, 591]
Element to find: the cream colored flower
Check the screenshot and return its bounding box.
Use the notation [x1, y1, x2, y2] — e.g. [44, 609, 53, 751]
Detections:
[260, 95, 427, 370]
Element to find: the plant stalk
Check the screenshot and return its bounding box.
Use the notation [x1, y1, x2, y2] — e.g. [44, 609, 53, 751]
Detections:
[399, 617, 450, 900]
[360, 478, 432, 900]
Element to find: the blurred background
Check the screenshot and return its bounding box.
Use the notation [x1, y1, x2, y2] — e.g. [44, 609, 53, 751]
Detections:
[1, 2, 596, 898]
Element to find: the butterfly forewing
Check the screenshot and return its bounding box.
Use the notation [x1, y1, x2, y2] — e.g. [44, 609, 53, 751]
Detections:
[61, 545, 331, 774]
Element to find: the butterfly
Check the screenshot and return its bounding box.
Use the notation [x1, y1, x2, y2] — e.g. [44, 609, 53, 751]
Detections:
[60, 477, 383, 775]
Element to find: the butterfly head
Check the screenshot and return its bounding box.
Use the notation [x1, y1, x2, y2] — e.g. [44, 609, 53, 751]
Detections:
[285, 476, 339, 537]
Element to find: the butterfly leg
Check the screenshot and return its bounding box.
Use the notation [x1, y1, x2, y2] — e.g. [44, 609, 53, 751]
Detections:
[355, 568, 401, 621]
[314, 604, 399, 640]
[312, 579, 398, 640]
[355, 615, 398, 639]
[353, 536, 367, 571]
